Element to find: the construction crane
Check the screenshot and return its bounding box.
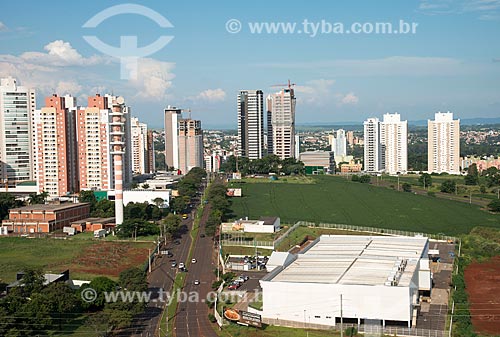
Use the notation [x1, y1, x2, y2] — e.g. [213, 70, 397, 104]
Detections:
[271, 79, 296, 89]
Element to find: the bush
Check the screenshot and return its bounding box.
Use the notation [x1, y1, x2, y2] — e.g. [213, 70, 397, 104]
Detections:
[427, 191, 436, 197]
[211, 280, 223, 290]
[351, 175, 359, 182]
[402, 183, 412, 192]
[345, 327, 358, 336]
[480, 185, 487, 194]
[488, 199, 500, 213]
[208, 313, 216, 323]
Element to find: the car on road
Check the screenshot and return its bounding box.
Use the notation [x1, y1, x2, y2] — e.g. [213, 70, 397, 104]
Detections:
[194, 280, 200, 285]
[171, 261, 177, 267]
[200, 234, 205, 238]
[191, 258, 197, 264]
[179, 262, 185, 269]
[235, 277, 246, 283]
[182, 214, 188, 219]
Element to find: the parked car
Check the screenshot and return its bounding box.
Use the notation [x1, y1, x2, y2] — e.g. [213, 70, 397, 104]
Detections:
[171, 261, 177, 268]
[228, 283, 240, 290]
[235, 277, 246, 283]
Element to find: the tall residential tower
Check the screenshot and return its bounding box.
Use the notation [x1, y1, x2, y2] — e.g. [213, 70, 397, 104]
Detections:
[267, 87, 296, 159]
[363, 118, 383, 173]
[428, 112, 460, 174]
[380, 113, 408, 174]
[237, 90, 265, 159]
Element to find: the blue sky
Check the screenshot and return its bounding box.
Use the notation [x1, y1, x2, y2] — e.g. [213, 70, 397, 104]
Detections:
[1, 0, 499, 128]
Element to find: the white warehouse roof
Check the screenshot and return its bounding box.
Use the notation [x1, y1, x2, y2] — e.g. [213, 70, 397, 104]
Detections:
[267, 235, 428, 287]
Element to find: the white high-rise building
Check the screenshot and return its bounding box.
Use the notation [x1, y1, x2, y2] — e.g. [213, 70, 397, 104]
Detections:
[380, 113, 408, 174]
[131, 117, 148, 174]
[238, 90, 265, 159]
[0, 77, 36, 186]
[332, 129, 347, 157]
[178, 118, 204, 174]
[267, 88, 296, 159]
[428, 112, 460, 174]
[363, 118, 383, 173]
[164, 106, 182, 170]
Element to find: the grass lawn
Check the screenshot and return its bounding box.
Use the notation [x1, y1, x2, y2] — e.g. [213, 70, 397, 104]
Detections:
[217, 324, 344, 337]
[229, 175, 500, 235]
[0, 236, 154, 283]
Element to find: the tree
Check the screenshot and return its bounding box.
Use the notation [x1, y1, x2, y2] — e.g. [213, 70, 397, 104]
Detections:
[152, 197, 165, 208]
[162, 213, 182, 235]
[483, 167, 500, 187]
[81, 277, 116, 309]
[118, 268, 147, 292]
[480, 185, 487, 194]
[402, 183, 412, 192]
[79, 190, 97, 208]
[93, 199, 115, 217]
[0, 193, 24, 220]
[418, 173, 432, 188]
[440, 179, 457, 194]
[358, 175, 371, 183]
[27, 191, 49, 205]
[488, 199, 500, 213]
[464, 164, 479, 185]
[351, 175, 360, 182]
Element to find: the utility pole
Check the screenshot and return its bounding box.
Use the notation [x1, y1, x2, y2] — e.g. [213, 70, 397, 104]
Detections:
[340, 294, 343, 337]
[397, 175, 400, 191]
[148, 248, 152, 273]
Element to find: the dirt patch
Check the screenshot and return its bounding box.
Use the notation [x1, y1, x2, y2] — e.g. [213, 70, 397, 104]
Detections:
[51, 242, 150, 279]
[464, 256, 500, 335]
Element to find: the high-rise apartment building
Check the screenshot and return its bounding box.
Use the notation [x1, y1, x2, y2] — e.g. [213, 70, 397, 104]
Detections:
[346, 131, 355, 146]
[267, 88, 296, 159]
[76, 94, 132, 192]
[380, 113, 408, 174]
[164, 106, 182, 169]
[131, 117, 148, 174]
[178, 118, 204, 174]
[363, 118, 383, 173]
[34, 95, 78, 196]
[0, 77, 36, 186]
[332, 129, 347, 157]
[238, 90, 265, 159]
[146, 130, 155, 174]
[428, 112, 460, 174]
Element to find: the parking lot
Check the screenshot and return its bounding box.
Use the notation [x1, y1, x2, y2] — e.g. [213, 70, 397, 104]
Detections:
[416, 240, 455, 331]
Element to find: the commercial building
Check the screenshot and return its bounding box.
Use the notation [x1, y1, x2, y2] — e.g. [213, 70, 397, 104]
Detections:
[34, 95, 78, 197]
[364, 118, 383, 173]
[122, 189, 171, 208]
[1, 203, 91, 233]
[0, 77, 36, 187]
[238, 90, 265, 159]
[340, 161, 363, 173]
[380, 113, 408, 174]
[267, 87, 296, 159]
[428, 112, 460, 174]
[299, 151, 335, 175]
[259, 235, 431, 329]
[205, 153, 221, 173]
[178, 118, 204, 174]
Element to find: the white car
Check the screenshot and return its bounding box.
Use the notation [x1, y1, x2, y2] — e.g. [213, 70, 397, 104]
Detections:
[194, 280, 200, 285]
[179, 262, 185, 269]
[191, 258, 197, 264]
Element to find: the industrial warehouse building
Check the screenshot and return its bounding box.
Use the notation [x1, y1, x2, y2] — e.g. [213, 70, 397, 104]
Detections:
[259, 235, 431, 328]
[298, 151, 336, 174]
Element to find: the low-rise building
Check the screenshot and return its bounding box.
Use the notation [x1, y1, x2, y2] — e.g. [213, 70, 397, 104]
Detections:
[259, 235, 431, 328]
[299, 151, 335, 174]
[221, 217, 281, 233]
[1, 203, 90, 233]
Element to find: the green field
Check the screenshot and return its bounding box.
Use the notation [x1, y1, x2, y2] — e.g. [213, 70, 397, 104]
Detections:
[230, 176, 500, 235]
[0, 237, 152, 283]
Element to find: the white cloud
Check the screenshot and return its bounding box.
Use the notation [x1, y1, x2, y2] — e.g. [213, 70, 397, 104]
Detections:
[0, 40, 175, 102]
[339, 92, 359, 105]
[0, 22, 7, 32]
[196, 88, 226, 102]
[56, 81, 83, 95]
[419, 0, 500, 19]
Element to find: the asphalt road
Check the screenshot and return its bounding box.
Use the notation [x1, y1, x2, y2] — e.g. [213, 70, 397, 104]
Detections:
[123, 215, 194, 337]
[173, 204, 219, 337]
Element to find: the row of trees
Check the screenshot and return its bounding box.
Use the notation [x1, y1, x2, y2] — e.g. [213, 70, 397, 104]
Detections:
[0, 267, 147, 336]
[205, 181, 232, 236]
[220, 155, 305, 176]
[464, 164, 500, 187]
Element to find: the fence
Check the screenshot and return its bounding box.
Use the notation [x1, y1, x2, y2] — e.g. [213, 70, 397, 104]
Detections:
[264, 317, 447, 337]
[316, 223, 458, 242]
[220, 238, 274, 249]
[273, 221, 313, 248]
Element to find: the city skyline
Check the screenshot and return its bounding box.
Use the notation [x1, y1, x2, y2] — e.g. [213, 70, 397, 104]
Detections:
[0, 1, 499, 128]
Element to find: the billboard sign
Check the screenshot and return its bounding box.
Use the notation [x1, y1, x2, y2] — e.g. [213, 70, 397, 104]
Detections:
[226, 188, 242, 197]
